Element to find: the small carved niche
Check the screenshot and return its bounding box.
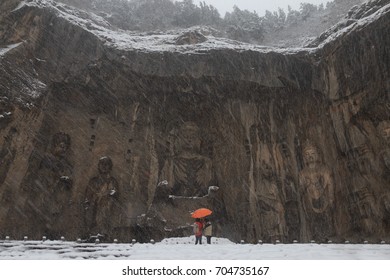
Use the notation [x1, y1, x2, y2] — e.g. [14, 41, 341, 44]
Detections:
[89, 135, 95, 151]
[165, 140, 171, 153]
[90, 118, 96, 129]
[244, 139, 251, 156]
[125, 149, 131, 162]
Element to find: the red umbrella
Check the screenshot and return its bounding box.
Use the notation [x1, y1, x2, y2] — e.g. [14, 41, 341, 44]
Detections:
[191, 208, 212, 218]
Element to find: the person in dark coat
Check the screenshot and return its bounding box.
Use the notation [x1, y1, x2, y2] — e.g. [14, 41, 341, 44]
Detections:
[203, 218, 213, 244]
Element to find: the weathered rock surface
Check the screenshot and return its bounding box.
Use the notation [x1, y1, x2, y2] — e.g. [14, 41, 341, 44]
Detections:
[0, 0, 389, 243]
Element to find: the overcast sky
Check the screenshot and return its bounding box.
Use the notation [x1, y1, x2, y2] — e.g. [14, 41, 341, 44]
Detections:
[194, 0, 331, 16]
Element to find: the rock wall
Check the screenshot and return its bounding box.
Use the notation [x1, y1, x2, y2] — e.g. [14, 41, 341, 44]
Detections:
[0, 0, 389, 243]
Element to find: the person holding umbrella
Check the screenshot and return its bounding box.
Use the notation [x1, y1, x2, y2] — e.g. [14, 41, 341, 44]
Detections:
[193, 218, 203, 245]
[191, 208, 212, 245]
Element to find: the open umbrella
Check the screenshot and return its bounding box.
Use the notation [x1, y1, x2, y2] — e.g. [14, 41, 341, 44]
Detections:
[191, 208, 212, 218]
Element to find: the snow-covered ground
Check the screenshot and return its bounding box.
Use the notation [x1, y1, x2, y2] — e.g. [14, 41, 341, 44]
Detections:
[1, 236, 389, 260]
[1, 237, 389, 280]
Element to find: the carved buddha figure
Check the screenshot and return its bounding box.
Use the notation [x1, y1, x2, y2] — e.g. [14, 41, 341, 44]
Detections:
[299, 143, 334, 214]
[256, 160, 286, 242]
[84, 156, 119, 234]
[299, 142, 335, 241]
[161, 122, 213, 197]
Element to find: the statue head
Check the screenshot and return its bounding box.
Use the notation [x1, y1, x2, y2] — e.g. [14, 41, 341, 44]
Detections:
[347, 94, 364, 116]
[302, 142, 321, 168]
[260, 160, 274, 179]
[51, 132, 71, 158]
[98, 156, 113, 175]
[175, 122, 201, 154]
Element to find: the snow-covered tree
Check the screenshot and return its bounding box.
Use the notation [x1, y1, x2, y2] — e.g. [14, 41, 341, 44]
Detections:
[224, 6, 264, 42]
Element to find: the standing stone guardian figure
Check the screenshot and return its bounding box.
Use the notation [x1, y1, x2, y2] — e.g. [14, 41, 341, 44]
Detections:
[38, 133, 73, 219]
[299, 142, 335, 242]
[84, 156, 119, 239]
[257, 161, 286, 242]
[20, 132, 74, 237]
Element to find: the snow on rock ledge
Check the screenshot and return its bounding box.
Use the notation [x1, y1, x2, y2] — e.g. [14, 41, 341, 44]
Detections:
[8, 0, 390, 55]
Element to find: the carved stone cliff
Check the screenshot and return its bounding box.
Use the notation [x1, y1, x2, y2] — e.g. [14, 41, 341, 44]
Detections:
[0, 0, 389, 243]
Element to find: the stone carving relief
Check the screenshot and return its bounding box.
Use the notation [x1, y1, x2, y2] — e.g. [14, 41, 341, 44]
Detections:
[247, 124, 287, 242]
[139, 122, 221, 242]
[345, 117, 390, 236]
[160, 122, 214, 197]
[84, 156, 119, 237]
[32, 132, 73, 215]
[0, 127, 17, 186]
[39, 132, 73, 192]
[19, 132, 74, 237]
[376, 120, 390, 233]
[377, 120, 390, 180]
[299, 142, 335, 241]
[346, 154, 381, 235]
[276, 141, 300, 241]
[256, 159, 287, 242]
